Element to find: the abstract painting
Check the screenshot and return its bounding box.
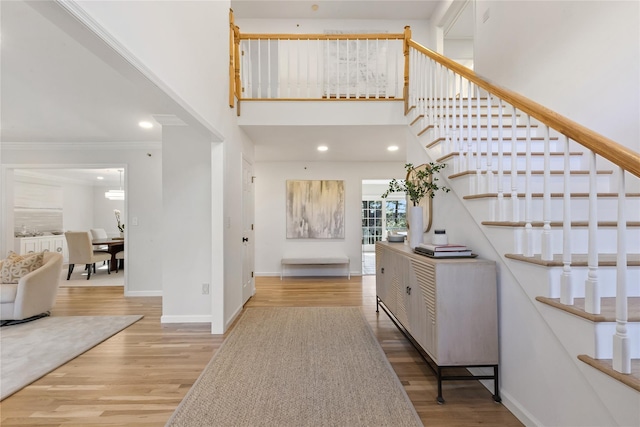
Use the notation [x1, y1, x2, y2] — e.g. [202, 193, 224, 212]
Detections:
[286, 180, 345, 239]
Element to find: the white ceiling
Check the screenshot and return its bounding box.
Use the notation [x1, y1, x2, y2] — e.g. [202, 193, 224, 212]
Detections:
[1, 0, 471, 179]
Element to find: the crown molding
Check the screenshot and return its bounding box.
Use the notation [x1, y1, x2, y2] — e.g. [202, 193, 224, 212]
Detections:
[0, 141, 162, 151]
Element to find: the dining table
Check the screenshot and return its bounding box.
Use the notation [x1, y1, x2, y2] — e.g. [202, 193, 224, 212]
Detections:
[91, 238, 124, 271]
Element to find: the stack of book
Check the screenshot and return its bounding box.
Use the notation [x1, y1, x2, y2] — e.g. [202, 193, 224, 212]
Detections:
[415, 243, 473, 258]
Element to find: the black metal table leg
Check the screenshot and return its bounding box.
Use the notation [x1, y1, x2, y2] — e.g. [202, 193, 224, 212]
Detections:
[493, 365, 502, 402]
[437, 366, 445, 404]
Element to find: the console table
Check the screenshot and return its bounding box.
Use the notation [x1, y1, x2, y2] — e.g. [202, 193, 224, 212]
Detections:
[375, 241, 500, 403]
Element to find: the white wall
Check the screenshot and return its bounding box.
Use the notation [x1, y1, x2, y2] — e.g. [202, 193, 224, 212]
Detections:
[474, 0, 639, 153]
[1, 144, 163, 296]
[76, 0, 227, 136]
[236, 18, 431, 48]
[254, 161, 404, 276]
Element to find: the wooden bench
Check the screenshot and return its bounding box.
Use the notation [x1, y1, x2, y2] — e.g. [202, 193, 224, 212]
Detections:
[281, 256, 350, 280]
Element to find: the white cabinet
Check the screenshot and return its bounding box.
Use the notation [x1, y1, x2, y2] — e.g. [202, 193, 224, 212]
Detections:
[14, 236, 67, 261]
[375, 241, 499, 403]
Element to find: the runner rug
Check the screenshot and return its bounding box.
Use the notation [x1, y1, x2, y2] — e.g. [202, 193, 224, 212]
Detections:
[166, 307, 422, 426]
[0, 314, 143, 400]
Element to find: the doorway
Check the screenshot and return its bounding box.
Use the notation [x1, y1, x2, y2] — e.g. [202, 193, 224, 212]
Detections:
[361, 180, 407, 275]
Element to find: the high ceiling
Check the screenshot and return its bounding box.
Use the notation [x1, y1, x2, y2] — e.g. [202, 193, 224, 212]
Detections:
[0, 0, 468, 173]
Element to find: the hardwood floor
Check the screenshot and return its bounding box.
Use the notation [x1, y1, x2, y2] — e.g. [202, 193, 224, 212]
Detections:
[0, 276, 523, 426]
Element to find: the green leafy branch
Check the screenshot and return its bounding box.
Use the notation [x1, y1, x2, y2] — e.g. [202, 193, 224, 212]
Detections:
[381, 162, 450, 206]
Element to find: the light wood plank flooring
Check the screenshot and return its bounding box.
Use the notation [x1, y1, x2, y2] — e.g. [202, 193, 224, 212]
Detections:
[0, 276, 523, 426]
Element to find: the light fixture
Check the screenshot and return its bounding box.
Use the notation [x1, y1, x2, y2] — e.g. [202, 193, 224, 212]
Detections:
[317, 145, 328, 152]
[387, 145, 399, 152]
[138, 121, 153, 129]
[105, 170, 125, 200]
[97, 176, 104, 180]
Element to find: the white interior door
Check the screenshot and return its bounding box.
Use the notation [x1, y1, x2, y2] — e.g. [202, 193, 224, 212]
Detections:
[242, 157, 255, 304]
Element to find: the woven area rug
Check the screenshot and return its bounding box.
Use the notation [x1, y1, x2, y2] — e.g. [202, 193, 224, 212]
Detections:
[0, 314, 143, 400]
[167, 307, 422, 427]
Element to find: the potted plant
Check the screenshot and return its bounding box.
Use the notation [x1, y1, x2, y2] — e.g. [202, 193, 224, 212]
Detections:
[381, 162, 449, 248]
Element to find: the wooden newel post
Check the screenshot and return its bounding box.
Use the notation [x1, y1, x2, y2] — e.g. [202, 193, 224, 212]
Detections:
[234, 25, 241, 112]
[403, 26, 411, 115]
[229, 9, 235, 108]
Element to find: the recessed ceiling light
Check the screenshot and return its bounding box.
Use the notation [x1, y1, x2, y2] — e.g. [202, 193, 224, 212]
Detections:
[317, 145, 328, 152]
[387, 145, 399, 151]
[139, 121, 153, 129]
[97, 176, 104, 180]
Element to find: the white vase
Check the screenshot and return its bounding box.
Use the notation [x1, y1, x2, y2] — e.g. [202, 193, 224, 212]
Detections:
[409, 206, 423, 249]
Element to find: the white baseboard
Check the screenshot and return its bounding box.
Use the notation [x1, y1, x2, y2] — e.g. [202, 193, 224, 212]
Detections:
[125, 290, 162, 297]
[499, 388, 540, 427]
[225, 305, 243, 330]
[160, 315, 212, 324]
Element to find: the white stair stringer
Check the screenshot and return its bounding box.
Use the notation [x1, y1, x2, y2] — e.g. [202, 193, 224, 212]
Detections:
[405, 112, 640, 427]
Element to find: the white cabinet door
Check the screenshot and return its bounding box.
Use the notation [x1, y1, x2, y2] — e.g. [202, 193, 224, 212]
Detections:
[22, 239, 39, 254]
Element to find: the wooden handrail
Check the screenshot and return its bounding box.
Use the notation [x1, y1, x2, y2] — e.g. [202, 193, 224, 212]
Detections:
[407, 39, 640, 178]
[239, 33, 404, 41]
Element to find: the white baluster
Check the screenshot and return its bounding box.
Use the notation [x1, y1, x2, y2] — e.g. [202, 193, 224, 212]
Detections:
[267, 39, 272, 98]
[486, 95, 494, 194]
[560, 136, 574, 305]
[346, 38, 350, 98]
[497, 100, 505, 221]
[246, 39, 253, 97]
[376, 38, 380, 99]
[444, 69, 451, 153]
[306, 38, 310, 98]
[584, 151, 600, 314]
[452, 74, 458, 172]
[316, 39, 320, 98]
[541, 125, 553, 260]
[524, 115, 533, 257]
[612, 167, 630, 373]
[466, 81, 473, 174]
[475, 86, 482, 194]
[511, 106, 519, 223]
[257, 40, 262, 98]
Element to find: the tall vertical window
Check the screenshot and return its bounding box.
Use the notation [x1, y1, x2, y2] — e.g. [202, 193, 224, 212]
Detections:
[361, 200, 383, 246]
[385, 199, 407, 233]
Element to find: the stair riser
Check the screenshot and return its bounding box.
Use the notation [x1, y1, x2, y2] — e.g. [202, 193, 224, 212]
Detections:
[488, 226, 640, 256]
[428, 140, 566, 158]
[414, 116, 521, 130]
[538, 302, 640, 361]
[546, 266, 640, 299]
[464, 196, 640, 223]
[455, 173, 613, 195]
[447, 155, 585, 173]
[594, 322, 640, 359]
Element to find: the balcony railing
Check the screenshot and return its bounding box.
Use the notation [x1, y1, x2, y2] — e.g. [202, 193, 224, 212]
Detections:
[229, 11, 407, 105]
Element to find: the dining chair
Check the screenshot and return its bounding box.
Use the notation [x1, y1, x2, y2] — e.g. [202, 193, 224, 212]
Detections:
[64, 231, 111, 280]
[90, 228, 109, 255]
[115, 251, 124, 273]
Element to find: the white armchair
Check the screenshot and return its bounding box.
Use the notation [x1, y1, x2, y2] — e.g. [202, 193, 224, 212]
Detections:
[0, 252, 63, 322]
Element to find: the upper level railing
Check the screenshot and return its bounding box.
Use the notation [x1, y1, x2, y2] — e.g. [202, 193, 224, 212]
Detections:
[229, 10, 407, 105]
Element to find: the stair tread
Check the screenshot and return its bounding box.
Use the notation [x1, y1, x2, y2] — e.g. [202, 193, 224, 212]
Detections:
[505, 253, 640, 267]
[482, 221, 640, 227]
[577, 355, 640, 392]
[535, 296, 640, 322]
[438, 152, 583, 162]
[428, 136, 560, 143]
[450, 169, 613, 178]
[464, 192, 640, 199]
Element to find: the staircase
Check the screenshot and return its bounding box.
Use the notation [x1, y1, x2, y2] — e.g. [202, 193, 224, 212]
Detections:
[405, 85, 640, 424]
